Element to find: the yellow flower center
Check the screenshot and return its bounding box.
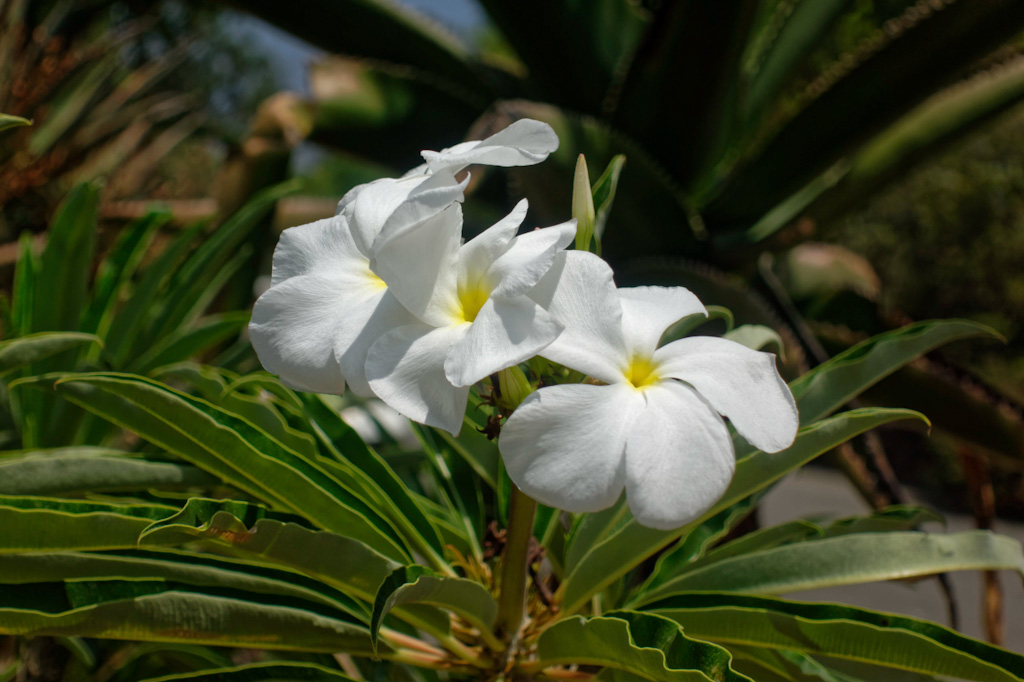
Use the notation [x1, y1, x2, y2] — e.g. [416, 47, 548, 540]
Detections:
[456, 279, 491, 323]
[365, 268, 388, 291]
[625, 355, 660, 390]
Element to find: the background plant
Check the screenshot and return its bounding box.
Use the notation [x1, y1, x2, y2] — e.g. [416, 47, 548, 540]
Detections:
[3, 0, 1024, 677]
[201, 0, 1024, 628]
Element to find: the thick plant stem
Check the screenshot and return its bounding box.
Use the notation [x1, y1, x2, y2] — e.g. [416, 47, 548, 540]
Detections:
[496, 483, 538, 644]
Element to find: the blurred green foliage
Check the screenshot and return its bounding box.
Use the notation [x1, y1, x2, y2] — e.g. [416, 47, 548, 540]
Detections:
[823, 104, 1024, 403]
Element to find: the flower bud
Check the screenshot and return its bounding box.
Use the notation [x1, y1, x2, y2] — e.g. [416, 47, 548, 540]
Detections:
[572, 154, 596, 252]
[497, 365, 534, 411]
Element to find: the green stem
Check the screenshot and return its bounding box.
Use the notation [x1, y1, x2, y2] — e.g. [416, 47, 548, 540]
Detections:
[381, 647, 470, 672]
[395, 607, 493, 669]
[495, 484, 538, 643]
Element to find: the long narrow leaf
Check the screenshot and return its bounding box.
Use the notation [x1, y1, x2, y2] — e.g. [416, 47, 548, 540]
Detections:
[0, 496, 174, 552]
[0, 449, 217, 496]
[82, 211, 165, 339]
[146, 181, 299, 345]
[40, 372, 409, 561]
[636, 530, 1024, 603]
[140, 662, 357, 682]
[0, 579, 381, 655]
[534, 610, 752, 681]
[0, 333, 99, 374]
[647, 593, 1024, 682]
[34, 183, 98, 332]
[302, 394, 449, 571]
[0, 549, 366, 621]
[132, 312, 250, 373]
[790, 319, 998, 426]
[140, 498, 398, 602]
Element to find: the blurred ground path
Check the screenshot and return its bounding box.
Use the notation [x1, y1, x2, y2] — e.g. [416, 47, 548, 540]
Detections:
[762, 467, 1024, 652]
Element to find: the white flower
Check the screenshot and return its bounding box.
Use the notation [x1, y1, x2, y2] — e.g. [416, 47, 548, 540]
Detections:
[365, 200, 577, 435]
[499, 252, 799, 530]
[248, 119, 558, 396]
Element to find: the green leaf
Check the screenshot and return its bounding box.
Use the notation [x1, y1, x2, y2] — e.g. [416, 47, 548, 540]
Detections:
[0, 579, 381, 655]
[148, 181, 299, 344]
[705, 2, 1024, 232]
[0, 496, 174, 552]
[558, 408, 926, 615]
[0, 333, 100, 374]
[104, 222, 204, 365]
[534, 610, 752, 681]
[140, 498, 398, 602]
[824, 505, 943, 537]
[409, 423, 486, 564]
[636, 531, 1023, 603]
[645, 495, 934, 598]
[34, 184, 99, 332]
[132, 312, 250, 373]
[638, 496, 761, 601]
[0, 113, 31, 132]
[592, 154, 627, 246]
[369, 564, 497, 650]
[160, 364, 317, 460]
[564, 497, 630, 575]
[664, 519, 822, 576]
[647, 592, 1024, 682]
[790, 319, 999, 426]
[723, 324, 784, 353]
[41, 372, 409, 562]
[11, 232, 39, 336]
[300, 394, 448, 571]
[611, 1, 759, 190]
[479, 0, 646, 112]
[727, 645, 863, 682]
[506, 102, 696, 263]
[28, 55, 118, 156]
[0, 549, 366, 622]
[140, 662, 358, 682]
[743, 0, 853, 120]
[436, 401, 499, 485]
[805, 56, 1024, 232]
[0, 448, 218, 496]
[89, 643, 232, 679]
[81, 211, 165, 343]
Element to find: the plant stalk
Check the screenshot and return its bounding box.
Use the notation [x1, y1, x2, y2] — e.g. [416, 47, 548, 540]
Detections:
[393, 609, 493, 668]
[495, 483, 538, 643]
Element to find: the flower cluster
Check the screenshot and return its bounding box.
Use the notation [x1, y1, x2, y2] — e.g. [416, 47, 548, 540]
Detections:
[250, 120, 799, 529]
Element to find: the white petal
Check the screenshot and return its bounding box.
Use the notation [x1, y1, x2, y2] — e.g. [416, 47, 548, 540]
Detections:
[345, 176, 422, 254]
[334, 290, 414, 397]
[372, 204, 462, 327]
[528, 251, 628, 383]
[400, 163, 429, 179]
[618, 286, 706, 356]
[488, 220, 577, 298]
[270, 214, 366, 286]
[366, 323, 470, 435]
[500, 383, 641, 512]
[335, 180, 367, 217]
[444, 296, 562, 387]
[458, 199, 528, 292]
[249, 274, 356, 394]
[624, 382, 735, 530]
[372, 170, 468, 248]
[654, 336, 798, 453]
[421, 119, 558, 172]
